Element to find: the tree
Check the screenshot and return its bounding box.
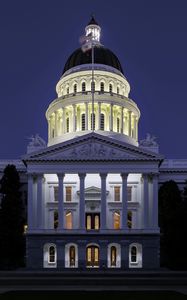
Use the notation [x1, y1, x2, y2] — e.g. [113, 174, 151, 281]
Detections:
[0, 164, 25, 269]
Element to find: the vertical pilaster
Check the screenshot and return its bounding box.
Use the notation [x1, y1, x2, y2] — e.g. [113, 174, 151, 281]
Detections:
[79, 173, 86, 230]
[121, 173, 128, 229]
[57, 173, 65, 230]
[100, 173, 107, 229]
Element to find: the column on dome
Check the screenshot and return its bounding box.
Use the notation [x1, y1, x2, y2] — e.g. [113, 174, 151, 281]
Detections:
[135, 117, 138, 141]
[36, 174, 44, 229]
[48, 116, 51, 140]
[72, 104, 76, 132]
[98, 102, 101, 130]
[62, 107, 66, 134]
[54, 111, 58, 137]
[109, 103, 113, 131]
[121, 106, 124, 134]
[79, 173, 86, 230]
[28, 174, 34, 230]
[128, 110, 132, 137]
[132, 115, 136, 140]
[100, 173, 107, 229]
[121, 173, 128, 229]
[85, 102, 88, 130]
[57, 173, 65, 230]
[142, 174, 149, 228]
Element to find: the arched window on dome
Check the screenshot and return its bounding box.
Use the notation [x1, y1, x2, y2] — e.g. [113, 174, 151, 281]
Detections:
[81, 114, 85, 131]
[109, 83, 113, 94]
[100, 113, 105, 131]
[66, 117, 69, 133]
[91, 81, 95, 92]
[91, 113, 95, 130]
[66, 87, 69, 95]
[82, 82, 86, 93]
[73, 84, 77, 94]
[117, 117, 120, 133]
[100, 82, 104, 93]
[117, 86, 119, 94]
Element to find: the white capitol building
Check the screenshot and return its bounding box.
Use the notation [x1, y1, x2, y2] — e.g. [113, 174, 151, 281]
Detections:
[1, 17, 187, 270]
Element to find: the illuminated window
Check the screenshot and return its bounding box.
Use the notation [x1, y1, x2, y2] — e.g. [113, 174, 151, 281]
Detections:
[109, 84, 113, 93]
[66, 117, 69, 133]
[100, 82, 104, 93]
[111, 246, 117, 267]
[69, 246, 76, 267]
[127, 211, 132, 229]
[91, 113, 95, 130]
[86, 213, 100, 230]
[100, 113, 105, 130]
[86, 215, 91, 230]
[54, 210, 58, 229]
[117, 87, 119, 94]
[91, 81, 95, 92]
[127, 186, 132, 201]
[48, 245, 56, 263]
[66, 186, 72, 202]
[131, 246, 137, 263]
[117, 117, 120, 133]
[81, 114, 85, 130]
[66, 211, 72, 229]
[114, 186, 120, 202]
[82, 82, 86, 92]
[73, 84, 77, 93]
[86, 245, 99, 267]
[114, 211, 120, 229]
[94, 215, 99, 230]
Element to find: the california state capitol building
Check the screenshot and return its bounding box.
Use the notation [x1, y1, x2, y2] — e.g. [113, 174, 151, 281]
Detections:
[1, 17, 187, 270]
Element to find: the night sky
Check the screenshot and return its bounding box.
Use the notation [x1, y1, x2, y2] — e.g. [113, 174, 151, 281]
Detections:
[0, 0, 187, 159]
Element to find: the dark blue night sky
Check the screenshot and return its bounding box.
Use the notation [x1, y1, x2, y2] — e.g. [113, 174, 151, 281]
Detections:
[0, 0, 187, 158]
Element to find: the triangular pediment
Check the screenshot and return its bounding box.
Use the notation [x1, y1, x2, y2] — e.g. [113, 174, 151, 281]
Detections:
[23, 132, 163, 163]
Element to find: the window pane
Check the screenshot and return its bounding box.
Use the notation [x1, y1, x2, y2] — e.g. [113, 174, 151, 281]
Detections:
[117, 117, 120, 133]
[127, 211, 132, 229]
[66, 118, 69, 133]
[109, 84, 113, 93]
[82, 82, 86, 92]
[114, 212, 120, 229]
[82, 114, 85, 131]
[54, 210, 58, 229]
[49, 246, 55, 263]
[86, 215, 91, 230]
[131, 246, 137, 262]
[69, 246, 75, 266]
[95, 247, 99, 262]
[91, 113, 95, 130]
[66, 212, 72, 229]
[111, 246, 117, 266]
[127, 186, 132, 201]
[66, 186, 72, 202]
[54, 186, 58, 201]
[100, 82, 104, 92]
[114, 186, 120, 201]
[100, 113, 105, 131]
[74, 84, 77, 93]
[94, 215, 100, 230]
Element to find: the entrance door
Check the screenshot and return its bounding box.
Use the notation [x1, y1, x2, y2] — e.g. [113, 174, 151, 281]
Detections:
[86, 245, 99, 267]
[86, 213, 100, 230]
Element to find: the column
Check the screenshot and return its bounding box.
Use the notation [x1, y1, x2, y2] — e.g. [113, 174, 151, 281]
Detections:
[62, 107, 65, 134]
[28, 174, 34, 230]
[109, 103, 113, 131]
[128, 111, 132, 136]
[142, 174, 149, 228]
[48, 117, 51, 140]
[79, 173, 86, 230]
[57, 173, 65, 230]
[152, 174, 159, 228]
[37, 174, 43, 229]
[97, 102, 101, 130]
[132, 115, 136, 139]
[54, 111, 58, 137]
[135, 117, 138, 141]
[121, 173, 128, 229]
[85, 102, 88, 130]
[121, 106, 124, 134]
[100, 173, 107, 229]
[72, 104, 76, 132]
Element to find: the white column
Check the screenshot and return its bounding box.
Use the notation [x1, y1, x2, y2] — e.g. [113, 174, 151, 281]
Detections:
[128, 110, 132, 137]
[48, 117, 51, 140]
[54, 111, 58, 137]
[72, 104, 76, 132]
[98, 102, 101, 130]
[37, 174, 43, 229]
[110, 103, 113, 131]
[152, 174, 159, 229]
[62, 107, 65, 134]
[100, 173, 107, 229]
[79, 173, 86, 230]
[142, 174, 149, 228]
[121, 173, 128, 229]
[121, 106, 124, 134]
[57, 173, 65, 230]
[85, 102, 88, 130]
[135, 117, 138, 141]
[132, 115, 136, 139]
[28, 174, 34, 230]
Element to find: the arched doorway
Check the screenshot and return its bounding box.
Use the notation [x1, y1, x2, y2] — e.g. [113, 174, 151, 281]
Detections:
[86, 245, 99, 267]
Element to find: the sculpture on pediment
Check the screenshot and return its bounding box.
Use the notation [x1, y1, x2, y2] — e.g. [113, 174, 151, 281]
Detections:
[28, 134, 46, 147]
[139, 133, 157, 147]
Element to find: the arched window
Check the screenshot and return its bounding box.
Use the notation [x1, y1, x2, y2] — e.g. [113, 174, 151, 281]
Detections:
[43, 243, 57, 268]
[91, 113, 95, 130]
[114, 211, 120, 229]
[117, 86, 119, 94]
[66, 117, 69, 133]
[129, 243, 142, 268]
[109, 83, 113, 93]
[94, 215, 99, 230]
[73, 84, 77, 93]
[69, 246, 76, 267]
[81, 113, 85, 130]
[91, 81, 95, 92]
[67, 87, 69, 95]
[66, 211, 72, 229]
[100, 113, 105, 130]
[117, 117, 120, 133]
[100, 82, 104, 93]
[86, 215, 92, 230]
[86, 245, 99, 267]
[82, 82, 86, 92]
[111, 246, 117, 267]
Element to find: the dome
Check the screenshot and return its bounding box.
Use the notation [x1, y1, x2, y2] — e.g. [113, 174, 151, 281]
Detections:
[63, 46, 124, 75]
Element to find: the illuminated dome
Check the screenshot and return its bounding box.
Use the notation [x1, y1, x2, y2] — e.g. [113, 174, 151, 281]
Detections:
[63, 46, 124, 75]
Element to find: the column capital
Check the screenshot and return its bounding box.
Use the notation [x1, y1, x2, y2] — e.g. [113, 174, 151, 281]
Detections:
[57, 173, 65, 180]
[120, 173, 128, 179]
[78, 173, 86, 179]
[99, 173, 107, 179]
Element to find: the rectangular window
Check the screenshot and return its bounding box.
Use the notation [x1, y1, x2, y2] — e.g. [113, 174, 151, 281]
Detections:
[114, 186, 120, 202]
[127, 186, 132, 201]
[66, 186, 72, 202]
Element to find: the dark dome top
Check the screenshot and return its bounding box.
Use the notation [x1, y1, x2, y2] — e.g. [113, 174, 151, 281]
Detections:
[63, 46, 124, 75]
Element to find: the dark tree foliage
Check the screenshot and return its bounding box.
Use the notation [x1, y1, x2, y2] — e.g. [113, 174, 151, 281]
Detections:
[159, 180, 187, 269]
[0, 165, 25, 269]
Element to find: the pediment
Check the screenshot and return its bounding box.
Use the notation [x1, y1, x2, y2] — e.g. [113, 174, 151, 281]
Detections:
[23, 132, 163, 163]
